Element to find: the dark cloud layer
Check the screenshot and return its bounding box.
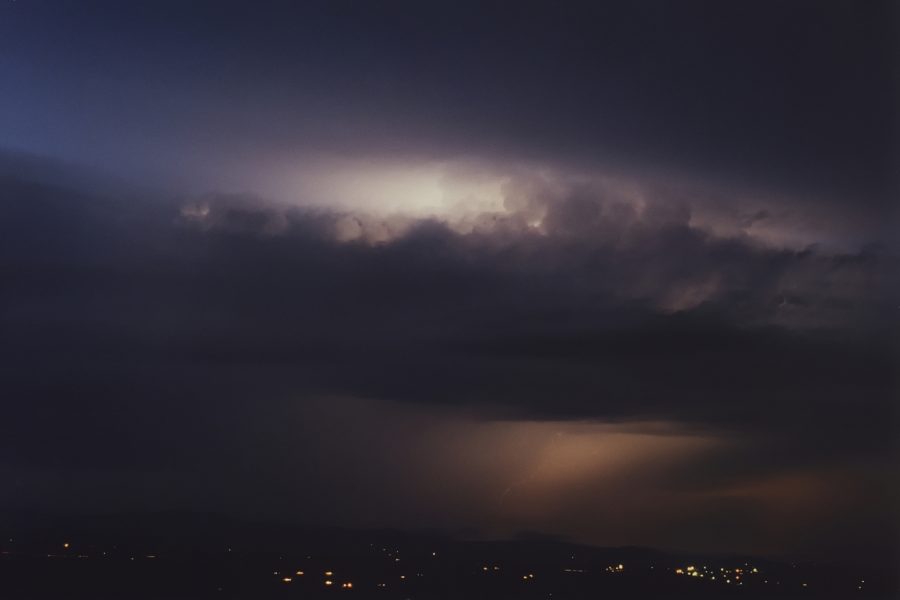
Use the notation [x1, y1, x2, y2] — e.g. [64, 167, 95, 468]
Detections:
[1, 168, 895, 487]
[0, 0, 897, 564]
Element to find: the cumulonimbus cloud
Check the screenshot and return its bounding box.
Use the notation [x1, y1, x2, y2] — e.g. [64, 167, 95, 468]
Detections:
[0, 161, 896, 563]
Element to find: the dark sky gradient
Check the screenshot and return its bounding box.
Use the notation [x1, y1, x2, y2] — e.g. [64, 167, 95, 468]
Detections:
[2, 2, 895, 202]
[0, 0, 897, 567]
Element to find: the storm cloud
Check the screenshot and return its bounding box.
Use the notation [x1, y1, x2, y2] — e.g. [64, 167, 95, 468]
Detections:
[0, 0, 896, 569]
[1, 159, 895, 563]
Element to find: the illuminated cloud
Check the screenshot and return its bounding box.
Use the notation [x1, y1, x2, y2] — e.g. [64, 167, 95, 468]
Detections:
[0, 0, 895, 568]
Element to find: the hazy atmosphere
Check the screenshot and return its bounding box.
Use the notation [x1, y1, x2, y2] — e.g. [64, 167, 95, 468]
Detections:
[1, 0, 897, 579]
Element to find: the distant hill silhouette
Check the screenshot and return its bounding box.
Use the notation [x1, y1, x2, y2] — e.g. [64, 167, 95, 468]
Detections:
[0, 510, 894, 599]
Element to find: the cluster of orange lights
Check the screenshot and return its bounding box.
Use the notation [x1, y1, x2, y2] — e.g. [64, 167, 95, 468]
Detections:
[276, 569, 351, 590]
[674, 564, 760, 585]
[324, 571, 353, 588]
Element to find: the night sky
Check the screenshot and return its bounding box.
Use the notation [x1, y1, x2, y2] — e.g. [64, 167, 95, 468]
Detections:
[1, 1, 897, 568]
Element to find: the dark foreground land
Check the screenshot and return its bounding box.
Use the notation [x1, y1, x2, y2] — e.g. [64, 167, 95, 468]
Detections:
[0, 512, 895, 599]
